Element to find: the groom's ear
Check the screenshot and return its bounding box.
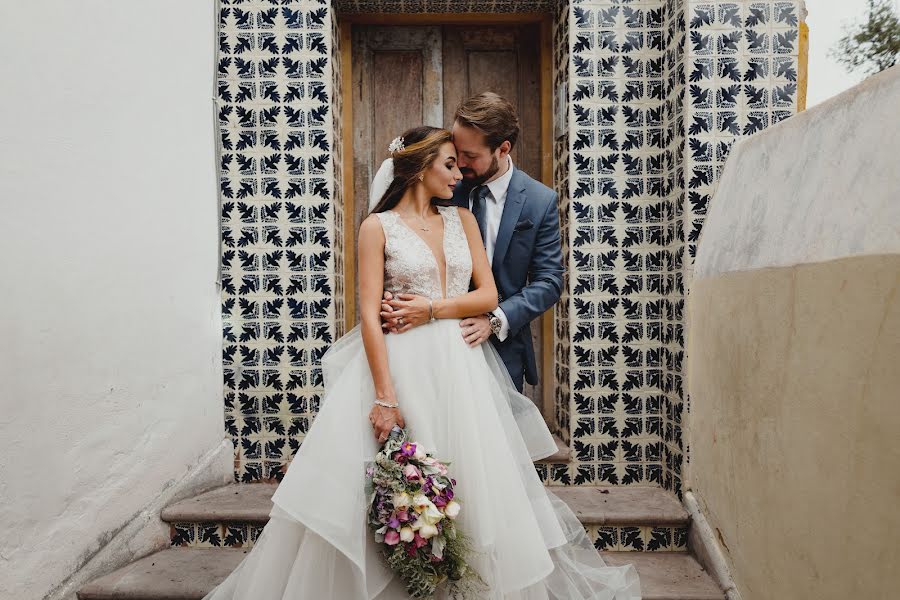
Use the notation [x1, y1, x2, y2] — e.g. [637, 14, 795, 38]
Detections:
[498, 140, 512, 158]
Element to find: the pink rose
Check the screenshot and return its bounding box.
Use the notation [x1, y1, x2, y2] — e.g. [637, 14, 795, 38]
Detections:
[403, 464, 421, 481]
[384, 530, 400, 545]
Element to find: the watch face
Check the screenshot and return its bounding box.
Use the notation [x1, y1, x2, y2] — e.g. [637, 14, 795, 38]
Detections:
[490, 315, 501, 334]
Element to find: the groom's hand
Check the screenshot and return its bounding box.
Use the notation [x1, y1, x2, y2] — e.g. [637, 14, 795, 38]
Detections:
[460, 315, 491, 347]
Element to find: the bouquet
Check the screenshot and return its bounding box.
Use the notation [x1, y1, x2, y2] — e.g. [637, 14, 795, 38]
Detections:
[365, 426, 482, 598]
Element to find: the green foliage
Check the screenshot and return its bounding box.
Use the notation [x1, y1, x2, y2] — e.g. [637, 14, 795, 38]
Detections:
[831, 0, 900, 75]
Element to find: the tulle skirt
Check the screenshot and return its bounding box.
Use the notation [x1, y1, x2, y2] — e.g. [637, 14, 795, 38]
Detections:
[203, 319, 641, 599]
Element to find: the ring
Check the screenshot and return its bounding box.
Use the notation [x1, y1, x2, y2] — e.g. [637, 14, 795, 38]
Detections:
[398, 317, 404, 325]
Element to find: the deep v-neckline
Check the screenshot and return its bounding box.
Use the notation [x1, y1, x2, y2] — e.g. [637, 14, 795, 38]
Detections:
[389, 207, 448, 299]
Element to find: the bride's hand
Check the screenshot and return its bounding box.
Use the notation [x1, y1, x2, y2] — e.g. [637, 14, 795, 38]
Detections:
[381, 294, 431, 333]
[369, 399, 405, 444]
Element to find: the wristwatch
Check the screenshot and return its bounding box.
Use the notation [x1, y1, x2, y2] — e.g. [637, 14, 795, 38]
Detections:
[487, 311, 502, 337]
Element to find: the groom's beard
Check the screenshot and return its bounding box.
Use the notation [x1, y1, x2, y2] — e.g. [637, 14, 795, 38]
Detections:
[460, 154, 500, 186]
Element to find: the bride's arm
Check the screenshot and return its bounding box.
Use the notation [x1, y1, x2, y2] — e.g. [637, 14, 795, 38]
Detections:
[431, 208, 498, 319]
[358, 215, 405, 442]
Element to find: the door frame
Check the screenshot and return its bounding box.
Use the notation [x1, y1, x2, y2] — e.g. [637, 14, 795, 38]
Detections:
[339, 13, 556, 416]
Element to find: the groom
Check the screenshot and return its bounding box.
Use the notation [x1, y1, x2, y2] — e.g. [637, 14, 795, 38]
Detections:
[383, 92, 563, 393]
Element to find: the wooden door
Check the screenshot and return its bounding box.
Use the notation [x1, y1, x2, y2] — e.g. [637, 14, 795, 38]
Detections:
[351, 24, 547, 408]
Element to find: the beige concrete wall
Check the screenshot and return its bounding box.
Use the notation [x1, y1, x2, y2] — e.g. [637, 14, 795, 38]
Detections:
[688, 254, 900, 599]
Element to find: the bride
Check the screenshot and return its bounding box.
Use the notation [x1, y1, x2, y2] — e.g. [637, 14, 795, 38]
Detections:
[202, 126, 641, 599]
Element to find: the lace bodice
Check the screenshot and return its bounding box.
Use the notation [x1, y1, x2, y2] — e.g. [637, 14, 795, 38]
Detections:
[374, 205, 472, 300]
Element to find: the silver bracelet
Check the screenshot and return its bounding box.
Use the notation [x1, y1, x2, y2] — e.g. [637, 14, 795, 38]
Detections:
[374, 399, 398, 408]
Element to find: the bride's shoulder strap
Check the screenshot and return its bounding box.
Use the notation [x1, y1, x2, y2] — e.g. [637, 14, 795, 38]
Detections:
[438, 204, 462, 223]
[370, 210, 399, 241]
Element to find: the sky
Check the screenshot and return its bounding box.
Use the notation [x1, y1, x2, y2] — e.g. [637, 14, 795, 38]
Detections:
[804, 0, 899, 107]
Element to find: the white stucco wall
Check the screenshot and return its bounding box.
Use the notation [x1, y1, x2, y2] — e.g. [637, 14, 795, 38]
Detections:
[0, 3, 224, 599]
[688, 65, 900, 598]
[694, 64, 900, 280]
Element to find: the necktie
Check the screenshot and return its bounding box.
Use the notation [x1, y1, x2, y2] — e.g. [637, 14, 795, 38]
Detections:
[470, 184, 490, 244]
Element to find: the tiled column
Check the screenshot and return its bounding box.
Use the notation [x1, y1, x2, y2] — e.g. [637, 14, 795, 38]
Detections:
[564, 0, 802, 494]
[217, 1, 339, 482]
[565, 1, 670, 487]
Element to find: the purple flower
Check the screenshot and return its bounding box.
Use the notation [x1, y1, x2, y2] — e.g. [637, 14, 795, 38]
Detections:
[388, 517, 400, 529]
[401, 442, 417, 457]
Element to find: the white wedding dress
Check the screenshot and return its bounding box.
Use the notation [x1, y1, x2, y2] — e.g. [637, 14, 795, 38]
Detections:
[203, 205, 641, 599]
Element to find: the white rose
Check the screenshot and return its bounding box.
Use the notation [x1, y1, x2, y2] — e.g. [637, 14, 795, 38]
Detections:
[444, 500, 461, 519]
[412, 493, 430, 513]
[413, 445, 427, 460]
[393, 492, 412, 510]
[419, 523, 438, 539]
[410, 517, 425, 531]
[422, 503, 443, 525]
[399, 527, 415, 542]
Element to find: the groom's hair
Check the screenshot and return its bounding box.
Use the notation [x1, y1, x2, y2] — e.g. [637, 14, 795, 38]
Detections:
[453, 92, 520, 152]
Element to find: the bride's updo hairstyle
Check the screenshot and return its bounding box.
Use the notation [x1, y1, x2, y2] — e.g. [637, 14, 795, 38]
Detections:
[369, 126, 452, 214]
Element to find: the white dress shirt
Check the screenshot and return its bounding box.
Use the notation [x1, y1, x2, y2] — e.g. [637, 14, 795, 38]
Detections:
[467, 156, 515, 342]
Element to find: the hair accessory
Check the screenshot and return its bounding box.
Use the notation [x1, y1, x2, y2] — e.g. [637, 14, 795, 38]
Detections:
[388, 136, 405, 154]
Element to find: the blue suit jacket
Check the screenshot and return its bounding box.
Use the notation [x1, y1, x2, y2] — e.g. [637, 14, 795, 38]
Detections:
[453, 168, 564, 386]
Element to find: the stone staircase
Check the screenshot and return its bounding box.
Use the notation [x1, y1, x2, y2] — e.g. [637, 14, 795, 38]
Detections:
[78, 439, 724, 600]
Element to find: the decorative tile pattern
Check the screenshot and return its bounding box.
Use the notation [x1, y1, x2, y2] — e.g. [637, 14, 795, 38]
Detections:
[564, 0, 800, 493]
[553, 0, 573, 446]
[170, 522, 265, 549]
[336, 1, 555, 13]
[567, 0, 673, 488]
[586, 524, 688, 551]
[662, 0, 687, 497]
[218, 0, 338, 482]
[217, 1, 802, 488]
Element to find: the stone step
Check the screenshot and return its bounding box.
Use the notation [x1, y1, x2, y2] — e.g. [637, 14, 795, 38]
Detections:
[553, 485, 690, 526]
[162, 484, 688, 527]
[602, 552, 726, 600]
[78, 548, 724, 600]
[161, 484, 690, 552]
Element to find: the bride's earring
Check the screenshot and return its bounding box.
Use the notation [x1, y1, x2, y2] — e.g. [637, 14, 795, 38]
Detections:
[418, 174, 424, 181]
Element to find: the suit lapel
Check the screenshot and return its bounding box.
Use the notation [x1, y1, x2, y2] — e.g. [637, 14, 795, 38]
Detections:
[492, 170, 526, 273]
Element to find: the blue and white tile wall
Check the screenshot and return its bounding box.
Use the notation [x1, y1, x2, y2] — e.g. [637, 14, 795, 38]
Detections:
[565, 0, 673, 488]
[564, 0, 801, 494]
[337, 1, 555, 12]
[215, 0, 803, 487]
[217, 0, 339, 482]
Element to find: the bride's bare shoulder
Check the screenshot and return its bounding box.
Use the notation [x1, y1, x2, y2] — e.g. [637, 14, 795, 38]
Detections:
[454, 206, 478, 228]
[358, 213, 386, 244]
